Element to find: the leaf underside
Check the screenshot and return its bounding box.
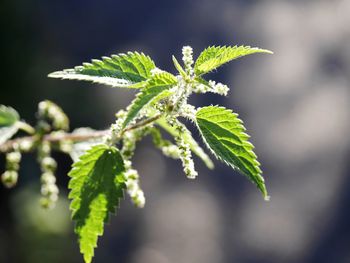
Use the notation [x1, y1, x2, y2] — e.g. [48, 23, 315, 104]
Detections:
[0, 105, 20, 145]
[194, 45, 273, 75]
[123, 72, 178, 128]
[195, 106, 267, 198]
[68, 144, 126, 263]
[48, 52, 156, 88]
[0, 105, 19, 127]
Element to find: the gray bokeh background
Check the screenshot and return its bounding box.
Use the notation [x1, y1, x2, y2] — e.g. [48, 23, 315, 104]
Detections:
[1, 0, 350, 262]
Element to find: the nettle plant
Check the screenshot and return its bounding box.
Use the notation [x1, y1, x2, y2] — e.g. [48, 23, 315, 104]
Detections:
[0, 45, 272, 263]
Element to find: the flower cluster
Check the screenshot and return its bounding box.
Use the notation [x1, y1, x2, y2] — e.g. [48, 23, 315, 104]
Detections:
[38, 142, 59, 209]
[170, 118, 198, 179]
[180, 104, 197, 121]
[124, 162, 145, 208]
[108, 110, 127, 145]
[208, 80, 229, 96]
[182, 46, 194, 75]
[193, 80, 229, 96]
[1, 151, 21, 188]
[38, 100, 69, 131]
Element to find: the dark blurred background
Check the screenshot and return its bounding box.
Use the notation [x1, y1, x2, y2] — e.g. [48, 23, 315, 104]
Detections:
[1, 0, 350, 262]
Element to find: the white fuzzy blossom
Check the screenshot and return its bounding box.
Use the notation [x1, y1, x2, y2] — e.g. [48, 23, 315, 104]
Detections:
[181, 104, 197, 120]
[169, 118, 198, 179]
[161, 145, 180, 159]
[182, 46, 194, 74]
[169, 76, 193, 116]
[108, 110, 126, 145]
[193, 80, 229, 96]
[192, 83, 211, 93]
[208, 80, 229, 96]
[124, 168, 145, 208]
[178, 139, 198, 179]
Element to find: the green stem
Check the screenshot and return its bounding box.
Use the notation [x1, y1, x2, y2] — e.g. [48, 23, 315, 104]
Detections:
[17, 121, 35, 134]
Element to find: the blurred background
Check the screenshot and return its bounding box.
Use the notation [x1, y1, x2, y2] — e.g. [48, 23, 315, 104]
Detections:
[1, 0, 350, 262]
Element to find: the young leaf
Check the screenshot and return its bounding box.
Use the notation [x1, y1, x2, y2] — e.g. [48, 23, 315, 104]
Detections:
[0, 105, 20, 145]
[195, 106, 268, 199]
[122, 72, 177, 128]
[48, 52, 156, 88]
[156, 117, 214, 169]
[172, 55, 187, 79]
[0, 105, 19, 127]
[68, 144, 126, 263]
[194, 45, 273, 75]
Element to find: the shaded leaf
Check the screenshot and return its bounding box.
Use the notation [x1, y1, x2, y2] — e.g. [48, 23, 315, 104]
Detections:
[68, 144, 126, 263]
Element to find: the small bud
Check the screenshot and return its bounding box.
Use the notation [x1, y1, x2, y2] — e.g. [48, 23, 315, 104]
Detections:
[19, 139, 33, 152]
[40, 172, 56, 184]
[40, 197, 56, 210]
[125, 168, 146, 208]
[38, 101, 49, 114]
[1, 171, 18, 188]
[38, 100, 69, 131]
[161, 145, 180, 159]
[59, 140, 72, 153]
[6, 152, 21, 163]
[208, 80, 229, 96]
[41, 157, 57, 172]
[39, 141, 51, 156]
[5, 151, 22, 171]
[133, 190, 145, 208]
[41, 183, 59, 196]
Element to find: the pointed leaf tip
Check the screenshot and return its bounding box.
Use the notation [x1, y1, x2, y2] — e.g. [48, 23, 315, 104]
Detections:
[195, 106, 267, 198]
[194, 45, 273, 75]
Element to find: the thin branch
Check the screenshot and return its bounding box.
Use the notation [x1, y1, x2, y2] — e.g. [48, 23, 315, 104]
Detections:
[121, 113, 162, 136]
[0, 114, 163, 153]
[0, 130, 109, 153]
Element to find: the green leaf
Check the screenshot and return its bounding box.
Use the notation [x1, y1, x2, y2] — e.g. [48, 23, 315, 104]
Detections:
[195, 106, 268, 199]
[194, 45, 273, 75]
[0, 105, 20, 145]
[48, 52, 156, 88]
[0, 105, 19, 127]
[122, 72, 177, 128]
[156, 117, 214, 169]
[172, 55, 187, 79]
[68, 144, 126, 263]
